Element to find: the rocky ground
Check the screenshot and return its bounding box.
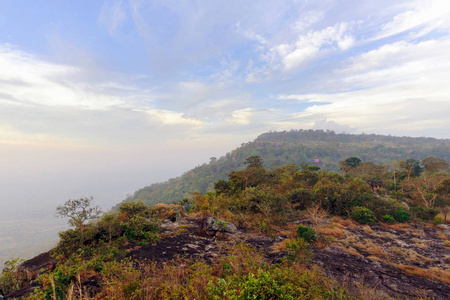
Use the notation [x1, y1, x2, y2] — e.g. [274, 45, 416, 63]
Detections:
[6, 216, 450, 299]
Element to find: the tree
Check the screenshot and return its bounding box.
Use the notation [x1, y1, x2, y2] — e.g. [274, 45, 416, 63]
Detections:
[56, 197, 102, 243]
[400, 175, 446, 208]
[435, 179, 450, 222]
[244, 156, 263, 169]
[340, 157, 361, 174]
[422, 157, 449, 174]
[399, 159, 422, 181]
[345, 157, 362, 168]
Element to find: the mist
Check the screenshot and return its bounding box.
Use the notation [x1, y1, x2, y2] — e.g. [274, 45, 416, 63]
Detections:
[0, 137, 244, 267]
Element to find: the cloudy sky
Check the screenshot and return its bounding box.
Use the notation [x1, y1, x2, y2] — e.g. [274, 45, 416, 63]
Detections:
[1, 0, 450, 217]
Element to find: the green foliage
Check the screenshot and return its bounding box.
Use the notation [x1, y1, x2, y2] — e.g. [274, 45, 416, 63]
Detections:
[410, 206, 439, 221]
[394, 209, 410, 223]
[296, 224, 317, 243]
[114, 130, 450, 209]
[433, 216, 443, 226]
[345, 157, 362, 167]
[351, 206, 376, 225]
[382, 215, 396, 224]
[119, 201, 149, 217]
[237, 268, 297, 300]
[244, 155, 264, 169]
[364, 196, 404, 219]
[55, 197, 102, 243]
[287, 188, 313, 210]
[0, 257, 25, 295]
[285, 238, 314, 263]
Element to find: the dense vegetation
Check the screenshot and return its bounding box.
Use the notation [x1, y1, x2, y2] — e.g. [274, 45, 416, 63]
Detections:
[116, 130, 450, 208]
[1, 150, 449, 299]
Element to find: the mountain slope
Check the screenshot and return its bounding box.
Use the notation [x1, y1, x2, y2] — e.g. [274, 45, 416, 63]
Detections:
[115, 129, 450, 208]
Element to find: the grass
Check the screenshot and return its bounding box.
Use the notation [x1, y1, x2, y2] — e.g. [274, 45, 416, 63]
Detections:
[317, 225, 349, 238]
[395, 264, 450, 285]
[388, 246, 432, 266]
[437, 231, 448, 240]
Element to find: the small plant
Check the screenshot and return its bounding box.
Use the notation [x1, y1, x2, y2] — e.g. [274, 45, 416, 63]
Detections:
[296, 224, 317, 243]
[382, 215, 396, 225]
[0, 258, 25, 295]
[433, 217, 443, 226]
[394, 209, 410, 223]
[352, 206, 376, 225]
[443, 241, 450, 247]
[285, 238, 314, 263]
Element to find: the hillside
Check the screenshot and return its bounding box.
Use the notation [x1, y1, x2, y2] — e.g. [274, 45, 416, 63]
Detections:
[117, 130, 450, 208]
[3, 155, 449, 299]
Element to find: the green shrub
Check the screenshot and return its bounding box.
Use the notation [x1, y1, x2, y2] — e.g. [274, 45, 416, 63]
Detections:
[394, 209, 410, 223]
[433, 217, 443, 226]
[287, 188, 313, 210]
[285, 238, 313, 263]
[382, 215, 396, 225]
[237, 269, 290, 300]
[364, 196, 404, 219]
[351, 206, 376, 225]
[410, 206, 439, 222]
[0, 258, 25, 295]
[296, 224, 317, 243]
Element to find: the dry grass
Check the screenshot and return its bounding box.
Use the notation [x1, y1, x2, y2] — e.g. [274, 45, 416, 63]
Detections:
[362, 225, 374, 234]
[349, 239, 389, 260]
[388, 246, 432, 265]
[437, 231, 448, 240]
[272, 239, 289, 252]
[444, 240, 450, 247]
[367, 255, 383, 261]
[369, 230, 397, 241]
[380, 222, 412, 230]
[345, 248, 363, 257]
[317, 226, 350, 238]
[363, 240, 389, 259]
[339, 234, 360, 246]
[395, 264, 450, 285]
[411, 238, 429, 249]
[330, 216, 357, 228]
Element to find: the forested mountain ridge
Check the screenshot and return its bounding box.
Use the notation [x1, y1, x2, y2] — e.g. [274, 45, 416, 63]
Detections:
[116, 129, 450, 208]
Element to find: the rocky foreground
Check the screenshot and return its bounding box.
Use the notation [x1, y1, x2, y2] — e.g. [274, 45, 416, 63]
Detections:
[6, 216, 450, 299]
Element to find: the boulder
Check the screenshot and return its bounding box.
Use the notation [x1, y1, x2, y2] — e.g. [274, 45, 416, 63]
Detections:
[151, 204, 186, 221]
[205, 217, 237, 235]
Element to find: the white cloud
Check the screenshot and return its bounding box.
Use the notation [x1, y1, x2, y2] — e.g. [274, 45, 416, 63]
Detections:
[377, 0, 450, 39]
[0, 46, 125, 110]
[277, 37, 450, 138]
[227, 108, 253, 125]
[145, 109, 203, 126]
[251, 22, 355, 73]
[312, 118, 355, 133]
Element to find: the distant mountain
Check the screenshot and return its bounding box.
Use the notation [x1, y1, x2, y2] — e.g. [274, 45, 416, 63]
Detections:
[114, 129, 450, 208]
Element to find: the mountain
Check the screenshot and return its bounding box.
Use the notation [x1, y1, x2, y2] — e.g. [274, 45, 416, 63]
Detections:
[115, 129, 450, 208]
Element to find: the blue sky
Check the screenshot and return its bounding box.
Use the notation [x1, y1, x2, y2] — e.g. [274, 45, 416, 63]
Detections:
[1, 0, 450, 216]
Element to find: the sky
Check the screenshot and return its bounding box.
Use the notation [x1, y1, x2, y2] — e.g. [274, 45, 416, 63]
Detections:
[1, 0, 450, 221]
